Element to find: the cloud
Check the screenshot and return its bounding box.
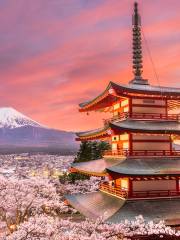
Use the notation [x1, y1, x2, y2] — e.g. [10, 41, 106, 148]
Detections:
[0, 0, 179, 130]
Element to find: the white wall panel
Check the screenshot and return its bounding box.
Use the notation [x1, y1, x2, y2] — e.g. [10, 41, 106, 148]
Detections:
[133, 180, 176, 191]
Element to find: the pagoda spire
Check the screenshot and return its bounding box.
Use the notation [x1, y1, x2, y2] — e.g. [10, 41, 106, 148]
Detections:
[129, 2, 149, 85]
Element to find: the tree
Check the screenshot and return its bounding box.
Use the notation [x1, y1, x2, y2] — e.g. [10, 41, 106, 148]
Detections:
[75, 141, 110, 163]
[0, 176, 75, 234]
[5, 215, 180, 240]
[59, 172, 89, 184]
[97, 141, 111, 158]
[75, 141, 92, 162]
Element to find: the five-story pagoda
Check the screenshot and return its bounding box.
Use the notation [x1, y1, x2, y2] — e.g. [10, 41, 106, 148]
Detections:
[66, 2, 180, 224]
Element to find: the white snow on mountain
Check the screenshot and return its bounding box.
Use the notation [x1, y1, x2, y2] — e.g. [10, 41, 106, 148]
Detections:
[0, 107, 43, 129]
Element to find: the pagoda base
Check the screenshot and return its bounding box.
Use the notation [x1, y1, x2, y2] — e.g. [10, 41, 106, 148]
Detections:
[66, 191, 180, 225]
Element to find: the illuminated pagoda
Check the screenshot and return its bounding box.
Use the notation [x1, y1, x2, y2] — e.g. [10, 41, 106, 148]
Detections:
[66, 2, 180, 224]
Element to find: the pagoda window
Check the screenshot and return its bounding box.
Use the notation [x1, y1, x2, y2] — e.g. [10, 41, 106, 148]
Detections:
[112, 98, 130, 116]
[113, 111, 119, 116]
[112, 135, 119, 142]
[123, 142, 129, 149]
[121, 99, 129, 107]
[113, 103, 120, 110]
[113, 103, 121, 116]
[123, 106, 129, 112]
[114, 178, 130, 191]
[114, 178, 121, 187]
[121, 178, 129, 190]
[120, 134, 129, 141]
[112, 143, 118, 151]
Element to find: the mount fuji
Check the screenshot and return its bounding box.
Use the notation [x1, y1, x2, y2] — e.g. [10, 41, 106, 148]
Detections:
[0, 107, 79, 153]
[0, 107, 43, 129]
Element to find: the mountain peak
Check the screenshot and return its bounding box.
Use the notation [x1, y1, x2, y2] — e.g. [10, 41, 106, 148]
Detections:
[0, 107, 43, 129]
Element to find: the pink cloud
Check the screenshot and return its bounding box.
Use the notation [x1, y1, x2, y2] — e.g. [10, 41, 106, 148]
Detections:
[0, 0, 179, 131]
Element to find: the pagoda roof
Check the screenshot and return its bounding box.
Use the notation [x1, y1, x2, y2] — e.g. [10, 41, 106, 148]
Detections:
[71, 158, 123, 176]
[76, 125, 109, 137]
[110, 119, 180, 134]
[79, 81, 180, 112]
[79, 82, 119, 112]
[66, 191, 125, 221]
[107, 157, 180, 176]
[108, 197, 180, 225]
[76, 125, 110, 140]
[66, 191, 180, 225]
[76, 119, 180, 140]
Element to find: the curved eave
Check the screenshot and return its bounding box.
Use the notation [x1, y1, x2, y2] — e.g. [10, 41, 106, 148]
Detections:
[75, 133, 109, 141]
[71, 168, 106, 177]
[65, 191, 125, 221]
[70, 168, 106, 177]
[107, 169, 180, 177]
[110, 120, 180, 135]
[65, 191, 180, 224]
[70, 158, 121, 176]
[76, 125, 110, 141]
[106, 157, 180, 177]
[112, 82, 180, 98]
[79, 82, 120, 112]
[79, 81, 180, 112]
[108, 198, 180, 224]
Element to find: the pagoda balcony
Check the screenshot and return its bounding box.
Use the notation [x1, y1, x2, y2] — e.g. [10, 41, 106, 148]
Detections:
[103, 149, 180, 158]
[99, 182, 180, 200]
[104, 112, 180, 124]
[99, 182, 128, 199]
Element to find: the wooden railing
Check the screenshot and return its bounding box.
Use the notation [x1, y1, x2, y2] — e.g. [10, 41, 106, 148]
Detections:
[104, 112, 180, 124]
[130, 190, 180, 198]
[103, 149, 180, 157]
[99, 182, 128, 198]
[99, 182, 180, 199]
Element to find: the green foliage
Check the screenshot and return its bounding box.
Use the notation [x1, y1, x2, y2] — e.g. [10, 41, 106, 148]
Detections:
[67, 172, 89, 183]
[74, 141, 110, 163]
[75, 141, 92, 162]
[59, 172, 89, 184]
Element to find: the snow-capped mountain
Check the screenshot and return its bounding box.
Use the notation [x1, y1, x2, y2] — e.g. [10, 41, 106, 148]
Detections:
[0, 107, 42, 129]
[0, 107, 79, 153]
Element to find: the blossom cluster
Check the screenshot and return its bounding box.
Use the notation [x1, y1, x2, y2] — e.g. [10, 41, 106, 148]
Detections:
[4, 215, 180, 240]
[0, 154, 179, 239]
[0, 175, 76, 234]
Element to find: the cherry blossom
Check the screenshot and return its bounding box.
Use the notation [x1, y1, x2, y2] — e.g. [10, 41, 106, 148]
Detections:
[0, 175, 75, 234]
[5, 215, 180, 240]
[0, 154, 179, 239]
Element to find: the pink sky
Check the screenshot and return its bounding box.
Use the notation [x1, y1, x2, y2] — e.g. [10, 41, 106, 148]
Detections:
[0, 0, 180, 131]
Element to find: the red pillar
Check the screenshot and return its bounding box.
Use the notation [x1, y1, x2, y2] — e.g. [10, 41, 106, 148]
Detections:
[169, 134, 172, 154]
[128, 179, 133, 198]
[107, 173, 113, 181]
[176, 178, 179, 192]
[165, 99, 168, 117]
[129, 98, 132, 117]
[129, 133, 133, 156]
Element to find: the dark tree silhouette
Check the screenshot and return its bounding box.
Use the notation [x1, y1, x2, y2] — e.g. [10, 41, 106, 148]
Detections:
[74, 141, 110, 163]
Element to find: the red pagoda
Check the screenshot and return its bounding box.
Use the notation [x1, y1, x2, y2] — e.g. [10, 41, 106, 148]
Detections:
[66, 2, 180, 224]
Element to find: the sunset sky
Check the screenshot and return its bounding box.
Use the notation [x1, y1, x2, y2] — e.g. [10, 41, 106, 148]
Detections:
[0, 0, 180, 131]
